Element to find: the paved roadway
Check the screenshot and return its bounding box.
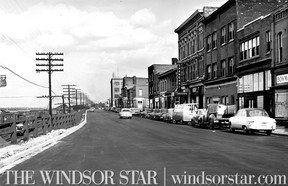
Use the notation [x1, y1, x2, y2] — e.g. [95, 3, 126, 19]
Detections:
[1, 110, 288, 186]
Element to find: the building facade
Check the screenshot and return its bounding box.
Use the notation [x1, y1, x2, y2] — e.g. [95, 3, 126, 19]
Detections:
[237, 14, 273, 115]
[203, 0, 285, 108]
[175, 7, 218, 108]
[110, 76, 122, 108]
[271, 2, 288, 124]
[121, 76, 148, 109]
[148, 60, 177, 108]
[158, 67, 177, 108]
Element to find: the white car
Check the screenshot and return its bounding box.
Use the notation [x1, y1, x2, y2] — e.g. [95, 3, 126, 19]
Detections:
[119, 108, 132, 119]
[229, 108, 276, 135]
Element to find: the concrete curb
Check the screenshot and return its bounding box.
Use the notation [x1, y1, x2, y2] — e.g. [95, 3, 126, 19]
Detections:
[0, 111, 88, 175]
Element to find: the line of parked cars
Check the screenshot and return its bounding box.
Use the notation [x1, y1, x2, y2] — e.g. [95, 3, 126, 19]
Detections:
[135, 104, 276, 136]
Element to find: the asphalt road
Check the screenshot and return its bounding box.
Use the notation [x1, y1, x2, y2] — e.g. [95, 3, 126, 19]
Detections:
[1, 110, 288, 186]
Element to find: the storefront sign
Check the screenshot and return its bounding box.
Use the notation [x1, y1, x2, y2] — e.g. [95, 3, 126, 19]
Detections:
[277, 74, 288, 84]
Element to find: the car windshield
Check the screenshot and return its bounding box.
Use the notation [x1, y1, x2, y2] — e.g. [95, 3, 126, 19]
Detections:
[247, 109, 269, 117]
[122, 109, 130, 112]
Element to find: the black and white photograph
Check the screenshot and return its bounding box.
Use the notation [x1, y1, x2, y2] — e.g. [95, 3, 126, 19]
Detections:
[0, 0, 288, 185]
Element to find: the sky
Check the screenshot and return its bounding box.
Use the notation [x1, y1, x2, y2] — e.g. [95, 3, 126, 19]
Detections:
[0, 0, 227, 108]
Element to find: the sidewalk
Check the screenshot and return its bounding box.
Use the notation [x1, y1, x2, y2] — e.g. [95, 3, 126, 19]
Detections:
[273, 125, 288, 136]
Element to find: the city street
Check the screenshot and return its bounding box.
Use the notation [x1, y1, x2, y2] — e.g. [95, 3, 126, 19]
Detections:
[1, 110, 288, 186]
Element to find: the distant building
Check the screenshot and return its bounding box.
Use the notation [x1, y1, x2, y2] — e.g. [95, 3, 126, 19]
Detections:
[158, 66, 177, 108]
[110, 74, 122, 108]
[148, 59, 177, 108]
[121, 76, 148, 110]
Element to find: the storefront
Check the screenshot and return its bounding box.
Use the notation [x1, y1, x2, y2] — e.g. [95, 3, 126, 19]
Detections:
[188, 85, 204, 108]
[238, 70, 273, 115]
[272, 72, 288, 124]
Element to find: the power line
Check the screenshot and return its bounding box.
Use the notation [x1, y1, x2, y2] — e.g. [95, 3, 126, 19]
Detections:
[0, 65, 48, 88]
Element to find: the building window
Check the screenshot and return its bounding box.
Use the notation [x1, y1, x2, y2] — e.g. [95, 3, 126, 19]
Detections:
[240, 36, 260, 61]
[114, 88, 120, 92]
[228, 22, 235, 41]
[221, 27, 226, 45]
[212, 32, 217, 49]
[198, 26, 204, 50]
[139, 89, 143, 97]
[228, 57, 234, 75]
[212, 63, 217, 79]
[277, 32, 283, 62]
[221, 60, 226, 77]
[207, 65, 212, 79]
[114, 82, 120, 86]
[207, 35, 212, 51]
[266, 31, 271, 53]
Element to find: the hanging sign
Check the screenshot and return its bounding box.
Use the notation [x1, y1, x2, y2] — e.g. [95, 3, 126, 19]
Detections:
[0, 75, 7, 87]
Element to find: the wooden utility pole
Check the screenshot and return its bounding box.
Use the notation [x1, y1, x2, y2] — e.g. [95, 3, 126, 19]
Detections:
[62, 84, 76, 113]
[75, 89, 81, 110]
[36, 52, 63, 116]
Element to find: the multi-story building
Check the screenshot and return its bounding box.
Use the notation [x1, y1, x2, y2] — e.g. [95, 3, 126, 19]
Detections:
[271, 2, 288, 124]
[237, 14, 273, 115]
[158, 66, 177, 108]
[148, 59, 177, 108]
[121, 76, 148, 110]
[175, 7, 217, 108]
[110, 75, 122, 108]
[203, 0, 285, 107]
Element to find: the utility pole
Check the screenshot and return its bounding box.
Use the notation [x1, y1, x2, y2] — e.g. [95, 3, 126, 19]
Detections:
[36, 52, 64, 116]
[75, 89, 81, 111]
[62, 84, 76, 113]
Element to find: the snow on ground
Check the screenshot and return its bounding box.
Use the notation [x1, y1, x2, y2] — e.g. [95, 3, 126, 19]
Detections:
[0, 129, 67, 161]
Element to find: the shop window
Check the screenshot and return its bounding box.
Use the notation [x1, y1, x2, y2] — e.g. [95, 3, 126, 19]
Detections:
[257, 96, 264, 109]
[275, 90, 288, 118]
[239, 97, 244, 109]
[265, 70, 272, 90]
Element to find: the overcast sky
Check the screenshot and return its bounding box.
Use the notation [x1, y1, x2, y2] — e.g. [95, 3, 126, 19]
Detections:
[0, 0, 227, 108]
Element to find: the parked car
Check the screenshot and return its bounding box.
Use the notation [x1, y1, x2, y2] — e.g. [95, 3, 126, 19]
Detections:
[154, 109, 168, 121]
[229, 108, 276, 135]
[172, 103, 199, 124]
[139, 109, 151, 118]
[130, 108, 141, 116]
[149, 109, 160, 120]
[163, 108, 174, 123]
[119, 108, 132, 119]
[194, 104, 236, 129]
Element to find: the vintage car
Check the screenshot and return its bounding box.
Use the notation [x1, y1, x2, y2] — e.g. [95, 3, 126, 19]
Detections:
[119, 108, 132, 119]
[229, 108, 276, 135]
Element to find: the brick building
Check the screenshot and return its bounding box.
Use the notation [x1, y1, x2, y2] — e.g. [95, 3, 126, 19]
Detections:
[175, 7, 217, 108]
[158, 66, 177, 108]
[148, 59, 177, 108]
[271, 2, 288, 123]
[121, 76, 148, 109]
[237, 14, 273, 115]
[203, 0, 285, 107]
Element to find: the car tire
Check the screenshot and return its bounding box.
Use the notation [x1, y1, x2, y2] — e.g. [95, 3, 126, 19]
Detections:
[266, 130, 272, 136]
[243, 126, 249, 135]
[209, 118, 214, 129]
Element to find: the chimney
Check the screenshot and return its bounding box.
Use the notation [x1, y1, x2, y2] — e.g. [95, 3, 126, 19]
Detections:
[172, 58, 178, 65]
